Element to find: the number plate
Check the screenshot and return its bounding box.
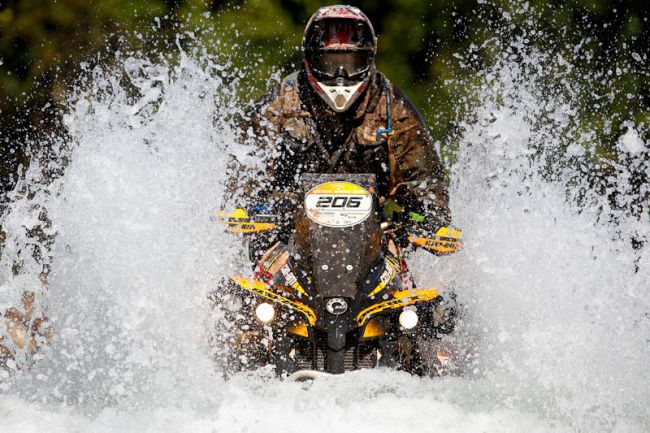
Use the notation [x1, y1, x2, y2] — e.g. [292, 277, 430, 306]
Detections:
[304, 181, 373, 228]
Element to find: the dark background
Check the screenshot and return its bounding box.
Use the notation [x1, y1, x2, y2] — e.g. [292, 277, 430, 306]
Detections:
[0, 0, 648, 198]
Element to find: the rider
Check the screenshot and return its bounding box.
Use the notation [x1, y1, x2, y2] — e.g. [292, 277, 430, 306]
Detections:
[229, 5, 453, 265]
[220, 6, 463, 375]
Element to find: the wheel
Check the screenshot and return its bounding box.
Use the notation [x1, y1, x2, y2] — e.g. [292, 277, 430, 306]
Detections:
[270, 333, 297, 375]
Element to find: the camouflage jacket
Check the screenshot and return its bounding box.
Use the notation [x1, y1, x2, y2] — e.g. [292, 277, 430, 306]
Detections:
[230, 68, 451, 244]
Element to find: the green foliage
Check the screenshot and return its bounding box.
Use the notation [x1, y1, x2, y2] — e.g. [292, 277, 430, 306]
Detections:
[0, 0, 647, 194]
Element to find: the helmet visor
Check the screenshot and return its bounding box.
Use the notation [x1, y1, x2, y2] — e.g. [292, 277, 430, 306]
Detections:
[308, 49, 373, 80]
[306, 18, 374, 50]
[304, 18, 375, 80]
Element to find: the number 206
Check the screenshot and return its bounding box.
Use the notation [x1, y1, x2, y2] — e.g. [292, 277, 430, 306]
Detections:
[315, 196, 362, 208]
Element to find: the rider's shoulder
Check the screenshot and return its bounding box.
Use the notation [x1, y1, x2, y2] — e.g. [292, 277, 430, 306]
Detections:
[262, 71, 304, 118]
[370, 72, 419, 116]
[379, 76, 427, 128]
[255, 71, 300, 105]
[280, 71, 301, 88]
[268, 71, 301, 99]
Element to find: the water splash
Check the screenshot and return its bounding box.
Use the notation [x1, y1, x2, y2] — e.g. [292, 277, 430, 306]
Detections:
[0, 7, 648, 433]
[0, 44, 248, 409]
[430, 12, 649, 431]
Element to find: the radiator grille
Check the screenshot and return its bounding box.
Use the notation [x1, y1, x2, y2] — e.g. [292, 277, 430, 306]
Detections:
[293, 337, 378, 371]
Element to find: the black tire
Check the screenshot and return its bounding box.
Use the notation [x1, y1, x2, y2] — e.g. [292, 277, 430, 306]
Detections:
[271, 333, 297, 375]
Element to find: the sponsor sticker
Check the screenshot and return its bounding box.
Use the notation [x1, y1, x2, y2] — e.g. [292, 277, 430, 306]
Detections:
[279, 263, 307, 296]
[436, 351, 451, 366]
[305, 181, 372, 228]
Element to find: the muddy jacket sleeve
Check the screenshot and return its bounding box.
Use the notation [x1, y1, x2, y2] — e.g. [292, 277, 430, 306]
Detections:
[386, 85, 452, 236]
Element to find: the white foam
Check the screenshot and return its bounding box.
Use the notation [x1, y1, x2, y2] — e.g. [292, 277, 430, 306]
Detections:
[0, 16, 648, 433]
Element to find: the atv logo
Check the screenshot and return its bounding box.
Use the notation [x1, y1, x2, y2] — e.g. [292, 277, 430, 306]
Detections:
[326, 297, 348, 315]
[305, 181, 372, 228]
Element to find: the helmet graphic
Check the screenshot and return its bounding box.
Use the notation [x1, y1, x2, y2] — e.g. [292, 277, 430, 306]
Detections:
[302, 5, 377, 113]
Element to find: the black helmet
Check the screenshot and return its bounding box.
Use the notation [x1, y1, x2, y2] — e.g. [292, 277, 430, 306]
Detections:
[302, 5, 377, 112]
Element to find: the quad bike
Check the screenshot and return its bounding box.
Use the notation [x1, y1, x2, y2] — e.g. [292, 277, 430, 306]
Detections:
[213, 173, 463, 376]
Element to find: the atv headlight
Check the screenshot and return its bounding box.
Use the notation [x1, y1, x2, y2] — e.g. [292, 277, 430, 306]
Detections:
[399, 309, 418, 329]
[255, 302, 275, 323]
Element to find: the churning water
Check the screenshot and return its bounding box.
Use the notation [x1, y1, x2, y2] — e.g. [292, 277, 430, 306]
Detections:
[0, 8, 648, 433]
